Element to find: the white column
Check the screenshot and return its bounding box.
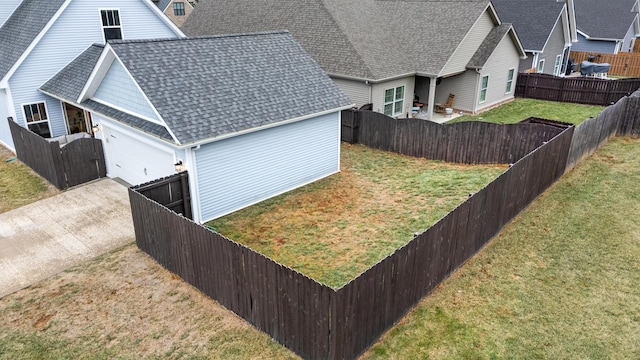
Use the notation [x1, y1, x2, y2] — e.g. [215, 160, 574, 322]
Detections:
[427, 76, 437, 120]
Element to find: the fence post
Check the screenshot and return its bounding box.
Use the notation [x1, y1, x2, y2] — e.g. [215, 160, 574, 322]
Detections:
[180, 171, 193, 220]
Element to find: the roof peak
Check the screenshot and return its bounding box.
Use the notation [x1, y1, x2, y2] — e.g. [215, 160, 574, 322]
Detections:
[107, 31, 291, 46]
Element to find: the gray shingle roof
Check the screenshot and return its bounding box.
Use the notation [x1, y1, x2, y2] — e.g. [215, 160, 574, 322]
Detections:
[40, 44, 174, 142]
[467, 24, 514, 69]
[0, 0, 67, 82]
[492, 0, 565, 52]
[182, 0, 494, 80]
[574, 0, 638, 40]
[154, 0, 172, 12]
[42, 32, 352, 145]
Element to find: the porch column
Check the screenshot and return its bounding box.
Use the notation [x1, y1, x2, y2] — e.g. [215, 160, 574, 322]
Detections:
[427, 76, 437, 120]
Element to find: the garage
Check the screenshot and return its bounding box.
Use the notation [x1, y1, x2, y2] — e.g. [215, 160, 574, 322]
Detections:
[101, 121, 175, 186]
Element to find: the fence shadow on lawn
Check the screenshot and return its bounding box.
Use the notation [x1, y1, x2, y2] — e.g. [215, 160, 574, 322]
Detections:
[130, 90, 640, 359]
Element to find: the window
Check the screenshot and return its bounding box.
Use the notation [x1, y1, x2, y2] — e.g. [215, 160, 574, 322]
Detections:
[383, 86, 404, 116]
[23, 102, 51, 138]
[553, 55, 562, 76]
[537, 59, 545, 73]
[100, 9, 122, 42]
[505, 68, 515, 94]
[479, 75, 489, 103]
[173, 2, 185, 16]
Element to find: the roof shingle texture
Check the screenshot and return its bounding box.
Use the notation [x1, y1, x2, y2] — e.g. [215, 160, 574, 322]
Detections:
[182, 0, 492, 79]
[574, 0, 638, 39]
[492, 0, 565, 52]
[40, 44, 174, 142]
[467, 23, 513, 69]
[0, 0, 67, 81]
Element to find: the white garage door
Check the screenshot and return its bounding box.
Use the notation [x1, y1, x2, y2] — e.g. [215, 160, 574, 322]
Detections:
[103, 126, 175, 186]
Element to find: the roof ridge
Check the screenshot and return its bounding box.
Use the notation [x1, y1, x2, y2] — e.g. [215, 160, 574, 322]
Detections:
[107, 30, 291, 45]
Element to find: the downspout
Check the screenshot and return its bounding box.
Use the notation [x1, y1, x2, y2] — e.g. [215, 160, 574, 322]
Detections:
[187, 144, 202, 223]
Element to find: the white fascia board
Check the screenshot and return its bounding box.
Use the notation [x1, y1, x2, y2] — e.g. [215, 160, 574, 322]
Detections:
[141, 0, 186, 38]
[0, 0, 72, 85]
[177, 104, 354, 149]
[540, 11, 565, 54]
[577, 30, 620, 42]
[78, 44, 116, 103]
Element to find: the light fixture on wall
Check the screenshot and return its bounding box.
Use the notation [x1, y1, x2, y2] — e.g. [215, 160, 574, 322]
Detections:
[174, 160, 185, 172]
[91, 124, 100, 134]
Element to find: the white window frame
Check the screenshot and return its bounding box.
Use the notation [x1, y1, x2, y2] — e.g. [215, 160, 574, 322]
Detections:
[383, 86, 405, 117]
[537, 59, 545, 73]
[173, 2, 186, 16]
[21, 101, 52, 138]
[505, 68, 515, 94]
[553, 55, 562, 76]
[99, 8, 123, 43]
[479, 75, 489, 103]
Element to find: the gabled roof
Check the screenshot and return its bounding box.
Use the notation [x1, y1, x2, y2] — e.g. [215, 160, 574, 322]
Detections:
[41, 32, 353, 145]
[467, 23, 518, 69]
[182, 0, 503, 80]
[0, 0, 67, 83]
[492, 0, 566, 52]
[154, 0, 172, 12]
[574, 0, 638, 40]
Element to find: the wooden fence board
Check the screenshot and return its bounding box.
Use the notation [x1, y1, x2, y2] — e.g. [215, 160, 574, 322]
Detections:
[570, 50, 640, 77]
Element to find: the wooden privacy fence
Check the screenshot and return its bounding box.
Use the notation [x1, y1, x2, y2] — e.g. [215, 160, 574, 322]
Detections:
[514, 72, 640, 106]
[570, 50, 640, 77]
[343, 109, 568, 164]
[130, 90, 640, 359]
[8, 118, 106, 189]
[132, 172, 192, 219]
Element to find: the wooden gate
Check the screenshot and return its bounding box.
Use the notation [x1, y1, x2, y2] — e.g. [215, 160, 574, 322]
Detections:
[61, 138, 107, 188]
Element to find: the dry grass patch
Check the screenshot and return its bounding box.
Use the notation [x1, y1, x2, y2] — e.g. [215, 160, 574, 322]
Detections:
[208, 144, 506, 287]
[0, 146, 58, 213]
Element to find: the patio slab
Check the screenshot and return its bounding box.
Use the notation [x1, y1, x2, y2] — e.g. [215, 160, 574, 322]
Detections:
[0, 178, 134, 298]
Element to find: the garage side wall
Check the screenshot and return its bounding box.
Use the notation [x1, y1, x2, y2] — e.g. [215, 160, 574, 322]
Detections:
[196, 112, 341, 222]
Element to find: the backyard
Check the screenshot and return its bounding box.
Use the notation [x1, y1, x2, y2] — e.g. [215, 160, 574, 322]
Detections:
[448, 98, 604, 125]
[0, 137, 638, 358]
[207, 143, 506, 287]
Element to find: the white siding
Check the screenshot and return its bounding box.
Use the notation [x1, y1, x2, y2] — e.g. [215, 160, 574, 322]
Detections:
[5, 0, 180, 144]
[440, 11, 496, 76]
[477, 33, 521, 111]
[332, 78, 370, 107]
[195, 113, 340, 221]
[371, 77, 414, 117]
[93, 60, 159, 121]
[0, 89, 13, 150]
[622, 22, 637, 53]
[435, 71, 480, 113]
[96, 115, 176, 186]
[0, 0, 23, 27]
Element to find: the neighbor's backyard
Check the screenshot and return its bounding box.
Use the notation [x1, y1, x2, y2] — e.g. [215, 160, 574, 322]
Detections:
[1, 136, 638, 359]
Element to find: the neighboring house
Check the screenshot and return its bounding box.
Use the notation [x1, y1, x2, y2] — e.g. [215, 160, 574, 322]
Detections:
[493, 0, 573, 76]
[152, 0, 198, 27]
[182, 0, 526, 119]
[40, 32, 353, 222]
[0, 0, 184, 151]
[572, 0, 640, 54]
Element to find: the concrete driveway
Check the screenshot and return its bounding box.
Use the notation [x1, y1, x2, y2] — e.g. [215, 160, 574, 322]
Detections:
[0, 179, 134, 298]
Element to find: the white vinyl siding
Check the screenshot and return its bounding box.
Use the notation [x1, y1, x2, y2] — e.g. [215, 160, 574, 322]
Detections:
[476, 30, 522, 111]
[0, 0, 23, 28]
[505, 68, 515, 94]
[2, 0, 180, 150]
[195, 113, 340, 221]
[535, 17, 568, 75]
[331, 78, 370, 108]
[0, 89, 13, 150]
[440, 10, 496, 75]
[435, 71, 478, 113]
[92, 60, 159, 121]
[371, 77, 413, 117]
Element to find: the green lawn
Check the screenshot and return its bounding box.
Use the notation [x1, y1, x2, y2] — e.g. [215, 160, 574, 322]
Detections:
[207, 144, 506, 288]
[448, 98, 604, 125]
[0, 147, 58, 213]
[363, 137, 640, 358]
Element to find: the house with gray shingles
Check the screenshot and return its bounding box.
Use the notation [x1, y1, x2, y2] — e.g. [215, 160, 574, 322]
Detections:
[40, 32, 353, 222]
[0, 0, 184, 151]
[151, 0, 198, 27]
[182, 0, 526, 120]
[493, 0, 574, 76]
[572, 0, 640, 54]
